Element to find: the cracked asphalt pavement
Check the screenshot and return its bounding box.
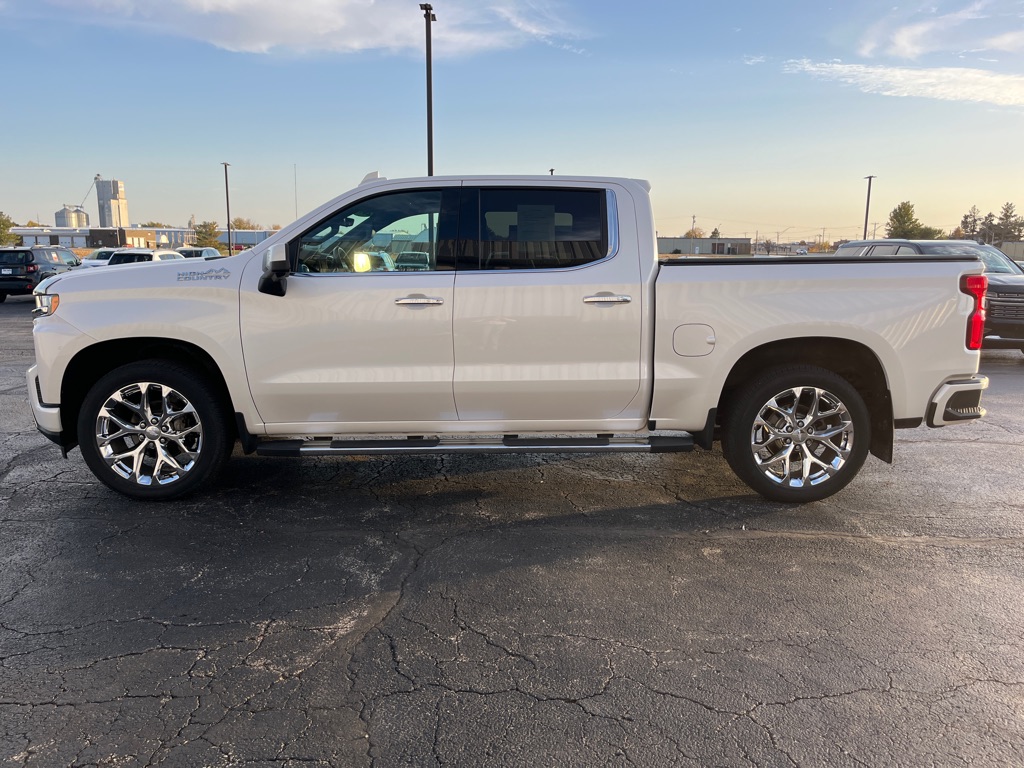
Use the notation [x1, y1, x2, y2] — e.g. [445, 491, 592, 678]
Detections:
[2, 294, 1023, 766]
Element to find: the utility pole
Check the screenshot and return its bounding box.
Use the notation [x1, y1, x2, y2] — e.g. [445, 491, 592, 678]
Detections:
[420, 4, 436, 176]
[221, 162, 232, 254]
[863, 175, 876, 239]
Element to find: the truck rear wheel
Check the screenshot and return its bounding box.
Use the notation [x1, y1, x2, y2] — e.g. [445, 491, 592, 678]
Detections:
[77, 360, 233, 500]
[722, 366, 870, 503]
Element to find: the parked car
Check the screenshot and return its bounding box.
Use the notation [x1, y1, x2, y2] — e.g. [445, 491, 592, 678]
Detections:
[394, 251, 431, 271]
[834, 239, 1024, 353]
[79, 247, 120, 268]
[972, 244, 1024, 354]
[0, 246, 79, 302]
[176, 246, 222, 259]
[106, 249, 185, 266]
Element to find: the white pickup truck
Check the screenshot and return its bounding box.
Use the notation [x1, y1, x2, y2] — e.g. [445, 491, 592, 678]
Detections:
[27, 174, 989, 503]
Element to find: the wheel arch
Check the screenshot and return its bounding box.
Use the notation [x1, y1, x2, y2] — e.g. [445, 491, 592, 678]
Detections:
[61, 338, 236, 450]
[717, 337, 894, 463]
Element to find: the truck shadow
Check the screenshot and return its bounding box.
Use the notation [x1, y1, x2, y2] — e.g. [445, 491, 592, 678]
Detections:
[201, 449, 787, 535]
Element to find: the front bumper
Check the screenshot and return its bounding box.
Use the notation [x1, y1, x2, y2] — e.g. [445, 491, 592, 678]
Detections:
[926, 375, 988, 427]
[26, 364, 64, 442]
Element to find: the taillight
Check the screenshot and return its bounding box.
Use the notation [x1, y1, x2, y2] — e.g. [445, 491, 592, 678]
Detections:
[26, 264, 39, 273]
[960, 274, 987, 351]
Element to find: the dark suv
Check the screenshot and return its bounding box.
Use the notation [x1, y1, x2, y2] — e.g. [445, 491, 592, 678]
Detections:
[835, 239, 1024, 353]
[0, 246, 80, 302]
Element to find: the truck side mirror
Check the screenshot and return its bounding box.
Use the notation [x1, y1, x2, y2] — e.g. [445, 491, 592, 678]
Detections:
[258, 243, 290, 297]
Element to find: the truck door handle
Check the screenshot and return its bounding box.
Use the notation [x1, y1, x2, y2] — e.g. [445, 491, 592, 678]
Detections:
[395, 296, 445, 306]
[583, 294, 632, 304]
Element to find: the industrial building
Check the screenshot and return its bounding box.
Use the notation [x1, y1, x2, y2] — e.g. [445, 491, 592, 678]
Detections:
[54, 205, 89, 228]
[657, 236, 752, 256]
[95, 176, 130, 228]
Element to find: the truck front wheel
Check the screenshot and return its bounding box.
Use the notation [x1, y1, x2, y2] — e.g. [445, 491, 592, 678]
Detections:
[722, 366, 870, 503]
[77, 360, 233, 500]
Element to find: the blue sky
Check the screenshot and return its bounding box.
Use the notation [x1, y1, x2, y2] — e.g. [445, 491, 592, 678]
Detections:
[2, 0, 1023, 243]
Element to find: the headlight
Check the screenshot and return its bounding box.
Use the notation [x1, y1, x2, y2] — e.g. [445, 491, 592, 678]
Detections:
[32, 293, 60, 317]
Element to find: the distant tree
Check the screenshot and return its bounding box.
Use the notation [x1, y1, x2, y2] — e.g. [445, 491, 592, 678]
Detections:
[950, 226, 966, 240]
[710, 227, 721, 238]
[140, 221, 171, 228]
[978, 211, 997, 244]
[24, 219, 43, 228]
[886, 202, 923, 239]
[670, 248, 682, 254]
[270, 224, 282, 231]
[193, 221, 223, 249]
[683, 227, 705, 239]
[960, 206, 981, 239]
[916, 225, 944, 240]
[997, 202, 1023, 243]
[231, 217, 260, 231]
[0, 211, 19, 245]
[762, 239, 775, 254]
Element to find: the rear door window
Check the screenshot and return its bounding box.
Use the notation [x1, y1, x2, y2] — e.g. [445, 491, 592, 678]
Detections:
[459, 187, 608, 270]
[868, 244, 900, 256]
[0, 251, 30, 265]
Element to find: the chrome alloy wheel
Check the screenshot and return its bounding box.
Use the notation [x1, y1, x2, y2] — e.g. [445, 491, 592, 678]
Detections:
[94, 381, 204, 487]
[749, 385, 854, 488]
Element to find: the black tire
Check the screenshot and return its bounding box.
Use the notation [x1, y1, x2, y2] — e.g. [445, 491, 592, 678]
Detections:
[0, 292, 7, 303]
[77, 360, 233, 500]
[722, 365, 871, 503]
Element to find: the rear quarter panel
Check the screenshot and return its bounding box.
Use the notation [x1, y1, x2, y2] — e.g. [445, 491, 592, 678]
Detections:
[651, 257, 983, 430]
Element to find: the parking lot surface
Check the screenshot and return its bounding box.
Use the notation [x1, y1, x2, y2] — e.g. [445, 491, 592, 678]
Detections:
[2, 293, 1023, 766]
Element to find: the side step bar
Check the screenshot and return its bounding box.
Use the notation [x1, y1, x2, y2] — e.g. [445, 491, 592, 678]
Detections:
[255, 434, 695, 457]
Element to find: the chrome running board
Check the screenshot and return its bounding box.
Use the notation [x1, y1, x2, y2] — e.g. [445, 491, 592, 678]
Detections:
[255, 434, 695, 457]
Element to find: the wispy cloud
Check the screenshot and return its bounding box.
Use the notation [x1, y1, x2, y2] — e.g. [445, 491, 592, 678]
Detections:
[861, 1, 990, 58]
[987, 29, 1024, 51]
[7, 0, 584, 57]
[856, 0, 1024, 60]
[785, 59, 1024, 106]
[743, 55, 766, 66]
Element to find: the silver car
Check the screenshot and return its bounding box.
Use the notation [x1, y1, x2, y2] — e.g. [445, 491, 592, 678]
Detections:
[106, 249, 186, 266]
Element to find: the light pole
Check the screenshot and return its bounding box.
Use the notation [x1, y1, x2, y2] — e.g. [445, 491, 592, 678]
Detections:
[222, 162, 232, 254]
[863, 175, 876, 240]
[777, 226, 792, 254]
[420, 4, 436, 176]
